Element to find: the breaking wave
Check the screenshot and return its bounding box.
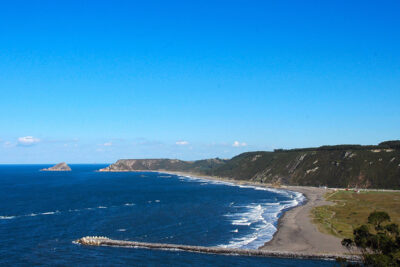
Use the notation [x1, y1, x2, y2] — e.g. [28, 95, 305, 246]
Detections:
[164, 172, 305, 250]
[220, 193, 303, 249]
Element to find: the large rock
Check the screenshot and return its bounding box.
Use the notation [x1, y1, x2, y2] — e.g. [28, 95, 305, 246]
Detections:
[41, 162, 71, 171]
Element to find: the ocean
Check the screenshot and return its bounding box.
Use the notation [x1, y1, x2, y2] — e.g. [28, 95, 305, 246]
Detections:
[0, 165, 336, 266]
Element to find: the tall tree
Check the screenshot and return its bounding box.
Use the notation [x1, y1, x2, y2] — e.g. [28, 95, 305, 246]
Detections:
[341, 211, 400, 266]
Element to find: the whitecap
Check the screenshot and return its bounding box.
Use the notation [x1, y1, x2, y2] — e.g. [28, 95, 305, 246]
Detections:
[41, 211, 59, 215]
[97, 206, 107, 209]
[117, 229, 126, 232]
[0, 215, 16, 220]
[124, 203, 135, 206]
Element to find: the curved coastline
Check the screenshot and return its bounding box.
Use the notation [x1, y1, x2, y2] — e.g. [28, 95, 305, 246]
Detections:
[163, 171, 305, 249]
[261, 186, 347, 255]
[98, 169, 348, 256]
[169, 172, 347, 255]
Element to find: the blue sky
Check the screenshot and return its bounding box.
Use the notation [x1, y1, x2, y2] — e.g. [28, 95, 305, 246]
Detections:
[1, 0, 399, 163]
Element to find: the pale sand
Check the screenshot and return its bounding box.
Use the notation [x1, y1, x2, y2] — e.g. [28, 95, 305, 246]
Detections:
[260, 186, 347, 254]
[102, 169, 348, 256]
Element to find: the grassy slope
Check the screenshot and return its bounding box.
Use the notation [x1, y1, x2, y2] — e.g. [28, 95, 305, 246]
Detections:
[311, 190, 400, 238]
[104, 142, 400, 189]
[209, 149, 400, 189]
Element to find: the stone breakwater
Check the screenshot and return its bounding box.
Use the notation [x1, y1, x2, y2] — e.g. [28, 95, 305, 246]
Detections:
[75, 236, 360, 262]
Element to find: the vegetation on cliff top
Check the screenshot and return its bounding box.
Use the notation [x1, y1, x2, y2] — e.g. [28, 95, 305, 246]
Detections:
[101, 141, 400, 189]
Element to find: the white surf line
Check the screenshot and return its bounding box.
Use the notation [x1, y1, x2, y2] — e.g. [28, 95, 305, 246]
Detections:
[156, 171, 305, 249]
[158, 171, 305, 202]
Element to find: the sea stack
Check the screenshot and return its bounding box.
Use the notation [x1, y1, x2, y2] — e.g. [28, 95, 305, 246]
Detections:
[41, 162, 71, 171]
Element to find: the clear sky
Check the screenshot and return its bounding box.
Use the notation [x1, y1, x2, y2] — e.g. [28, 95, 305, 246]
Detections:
[1, 0, 399, 163]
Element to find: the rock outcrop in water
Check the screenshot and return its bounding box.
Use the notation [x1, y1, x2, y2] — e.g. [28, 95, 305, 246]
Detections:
[41, 162, 71, 171]
[99, 141, 400, 189]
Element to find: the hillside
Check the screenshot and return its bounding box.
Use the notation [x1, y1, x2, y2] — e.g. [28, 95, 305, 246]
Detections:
[99, 141, 400, 189]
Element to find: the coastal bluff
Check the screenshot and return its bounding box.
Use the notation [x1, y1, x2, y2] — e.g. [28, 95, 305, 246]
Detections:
[41, 162, 71, 171]
[98, 140, 400, 189]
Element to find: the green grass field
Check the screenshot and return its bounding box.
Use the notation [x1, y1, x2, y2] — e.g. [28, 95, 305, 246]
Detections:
[311, 190, 400, 238]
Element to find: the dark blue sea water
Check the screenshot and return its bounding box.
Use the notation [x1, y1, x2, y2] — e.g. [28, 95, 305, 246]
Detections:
[0, 165, 336, 266]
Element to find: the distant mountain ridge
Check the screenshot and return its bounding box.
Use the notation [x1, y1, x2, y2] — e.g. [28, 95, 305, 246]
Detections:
[99, 141, 400, 189]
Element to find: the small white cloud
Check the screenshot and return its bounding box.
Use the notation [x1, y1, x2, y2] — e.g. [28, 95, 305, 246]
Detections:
[103, 142, 112, 146]
[232, 141, 247, 147]
[17, 136, 40, 146]
[176, 140, 189, 146]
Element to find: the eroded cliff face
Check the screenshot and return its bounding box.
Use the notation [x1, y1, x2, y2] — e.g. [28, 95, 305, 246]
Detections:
[41, 162, 71, 171]
[247, 149, 400, 189]
[99, 142, 400, 189]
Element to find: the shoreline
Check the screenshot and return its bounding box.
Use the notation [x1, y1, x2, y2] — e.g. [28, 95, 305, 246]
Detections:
[99, 169, 350, 257]
[260, 186, 347, 255]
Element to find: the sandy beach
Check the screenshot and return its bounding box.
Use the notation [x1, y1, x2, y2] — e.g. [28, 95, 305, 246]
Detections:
[126, 170, 349, 256]
[261, 186, 347, 254]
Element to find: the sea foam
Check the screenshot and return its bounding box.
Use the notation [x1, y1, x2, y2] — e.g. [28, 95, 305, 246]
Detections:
[220, 192, 304, 249]
[161, 172, 305, 250]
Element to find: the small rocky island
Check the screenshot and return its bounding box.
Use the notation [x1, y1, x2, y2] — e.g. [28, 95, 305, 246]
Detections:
[41, 162, 71, 171]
